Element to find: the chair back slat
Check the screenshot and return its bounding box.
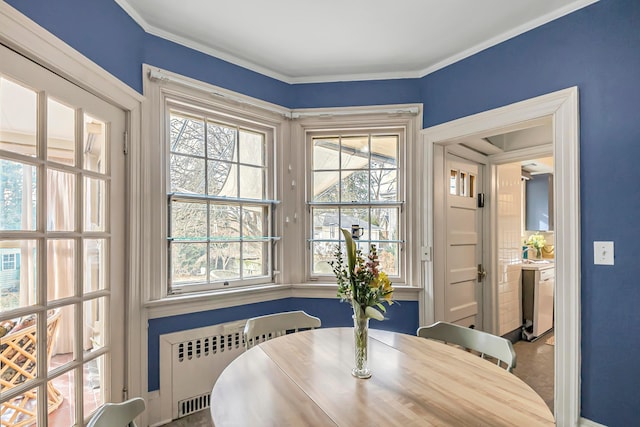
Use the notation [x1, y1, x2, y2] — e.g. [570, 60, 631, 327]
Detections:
[417, 321, 516, 372]
[244, 311, 321, 350]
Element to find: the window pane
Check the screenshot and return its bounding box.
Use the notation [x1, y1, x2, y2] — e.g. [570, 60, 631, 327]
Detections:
[209, 242, 240, 281]
[47, 239, 76, 302]
[170, 113, 204, 157]
[171, 201, 207, 240]
[371, 208, 399, 241]
[243, 241, 266, 278]
[340, 208, 370, 240]
[242, 206, 264, 237]
[47, 169, 76, 231]
[239, 165, 263, 199]
[84, 239, 106, 293]
[239, 129, 264, 166]
[312, 171, 339, 202]
[210, 204, 240, 240]
[371, 169, 397, 201]
[84, 355, 105, 418]
[312, 241, 338, 275]
[208, 161, 236, 197]
[206, 122, 236, 161]
[340, 135, 369, 169]
[171, 242, 207, 284]
[371, 135, 397, 168]
[377, 242, 399, 276]
[0, 77, 37, 156]
[0, 159, 36, 231]
[49, 306, 74, 372]
[47, 98, 75, 166]
[311, 208, 339, 240]
[84, 177, 105, 232]
[83, 297, 106, 355]
[84, 115, 106, 173]
[341, 170, 369, 203]
[0, 240, 37, 312]
[312, 137, 339, 170]
[170, 154, 205, 194]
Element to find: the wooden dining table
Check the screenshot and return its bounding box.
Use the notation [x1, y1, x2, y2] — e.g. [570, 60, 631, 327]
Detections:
[210, 327, 554, 426]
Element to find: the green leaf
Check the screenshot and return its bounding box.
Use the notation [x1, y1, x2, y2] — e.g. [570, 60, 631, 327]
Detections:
[365, 306, 384, 321]
[340, 228, 356, 275]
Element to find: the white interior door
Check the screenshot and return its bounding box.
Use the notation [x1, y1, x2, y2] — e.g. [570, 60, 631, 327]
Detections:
[0, 44, 125, 426]
[443, 153, 484, 328]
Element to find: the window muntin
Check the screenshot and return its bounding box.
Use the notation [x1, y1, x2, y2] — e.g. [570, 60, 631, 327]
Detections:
[167, 106, 274, 292]
[309, 130, 403, 278]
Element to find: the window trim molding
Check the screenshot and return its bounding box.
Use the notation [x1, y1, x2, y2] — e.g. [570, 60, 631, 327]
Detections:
[143, 64, 289, 301]
[290, 105, 423, 288]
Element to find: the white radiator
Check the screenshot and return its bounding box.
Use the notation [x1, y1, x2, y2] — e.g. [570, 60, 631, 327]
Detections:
[159, 320, 246, 421]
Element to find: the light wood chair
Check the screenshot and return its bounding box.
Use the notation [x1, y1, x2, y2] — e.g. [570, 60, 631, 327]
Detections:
[417, 321, 517, 372]
[244, 310, 321, 350]
[87, 397, 145, 427]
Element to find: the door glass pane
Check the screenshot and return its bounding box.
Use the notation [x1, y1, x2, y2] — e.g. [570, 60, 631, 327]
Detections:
[0, 313, 38, 393]
[83, 355, 105, 418]
[460, 171, 468, 196]
[0, 159, 37, 231]
[84, 177, 105, 232]
[0, 240, 37, 312]
[0, 386, 38, 427]
[84, 297, 106, 355]
[0, 77, 37, 156]
[84, 115, 106, 173]
[49, 306, 75, 372]
[47, 98, 76, 166]
[47, 169, 76, 231]
[48, 370, 74, 426]
[450, 170, 458, 195]
[84, 239, 106, 293]
[47, 239, 76, 302]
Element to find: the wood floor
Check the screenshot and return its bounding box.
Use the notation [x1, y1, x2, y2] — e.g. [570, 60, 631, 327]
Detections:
[161, 332, 555, 426]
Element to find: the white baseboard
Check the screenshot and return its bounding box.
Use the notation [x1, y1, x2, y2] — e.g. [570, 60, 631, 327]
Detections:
[580, 417, 607, 427]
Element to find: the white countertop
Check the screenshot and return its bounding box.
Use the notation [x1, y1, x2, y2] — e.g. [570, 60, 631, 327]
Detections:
[521, 260, 555, 270]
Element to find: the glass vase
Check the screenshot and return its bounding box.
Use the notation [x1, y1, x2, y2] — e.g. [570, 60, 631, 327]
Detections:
[535, 247, 542, 259]
[352, 310, 371, 379]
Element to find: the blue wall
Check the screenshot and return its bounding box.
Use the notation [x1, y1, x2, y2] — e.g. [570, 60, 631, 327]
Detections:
[6, 0, 640, 425]
[147, 298, 417, 391]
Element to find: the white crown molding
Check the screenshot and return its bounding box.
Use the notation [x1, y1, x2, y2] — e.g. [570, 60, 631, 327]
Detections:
[116, 0, 599, 85]
[417, 0, 600, 78]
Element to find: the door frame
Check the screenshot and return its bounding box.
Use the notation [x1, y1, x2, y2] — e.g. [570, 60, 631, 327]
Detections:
[0, 0, 146, 413]
[421, 87, 580, 426]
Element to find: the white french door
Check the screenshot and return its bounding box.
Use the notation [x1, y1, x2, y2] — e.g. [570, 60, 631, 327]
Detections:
[0, 45, 125, 426]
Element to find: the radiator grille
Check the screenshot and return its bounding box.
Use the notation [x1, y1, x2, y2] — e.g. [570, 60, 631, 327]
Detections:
[160, 320, 246, 421]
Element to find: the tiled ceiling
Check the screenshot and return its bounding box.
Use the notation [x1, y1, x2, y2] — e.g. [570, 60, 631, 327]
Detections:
[116, 0, 597, 83]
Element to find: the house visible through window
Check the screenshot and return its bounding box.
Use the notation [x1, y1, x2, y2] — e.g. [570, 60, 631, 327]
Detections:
[167, 105, 275, 293]
[1, 253, 17, 270]
[308, 129, 404, 279]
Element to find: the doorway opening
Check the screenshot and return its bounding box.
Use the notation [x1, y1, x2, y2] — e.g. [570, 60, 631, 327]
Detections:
[421, 87, 580, 426]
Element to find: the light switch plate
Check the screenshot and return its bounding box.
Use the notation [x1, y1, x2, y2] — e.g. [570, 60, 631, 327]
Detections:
[594, 241, 614, 265]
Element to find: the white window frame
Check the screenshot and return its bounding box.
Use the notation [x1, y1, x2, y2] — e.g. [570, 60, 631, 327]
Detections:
[143, 66, 289, 301]
[291, 107, 423, 287]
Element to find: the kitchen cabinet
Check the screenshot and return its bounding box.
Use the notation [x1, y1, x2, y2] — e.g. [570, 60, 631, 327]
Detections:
[522, 264, 554, 341]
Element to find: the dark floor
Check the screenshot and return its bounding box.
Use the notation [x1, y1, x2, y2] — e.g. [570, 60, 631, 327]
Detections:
[161, 332, 555, 426]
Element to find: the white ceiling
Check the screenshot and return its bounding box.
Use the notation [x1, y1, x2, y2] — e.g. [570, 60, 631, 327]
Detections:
[116, 0, 596, 84]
